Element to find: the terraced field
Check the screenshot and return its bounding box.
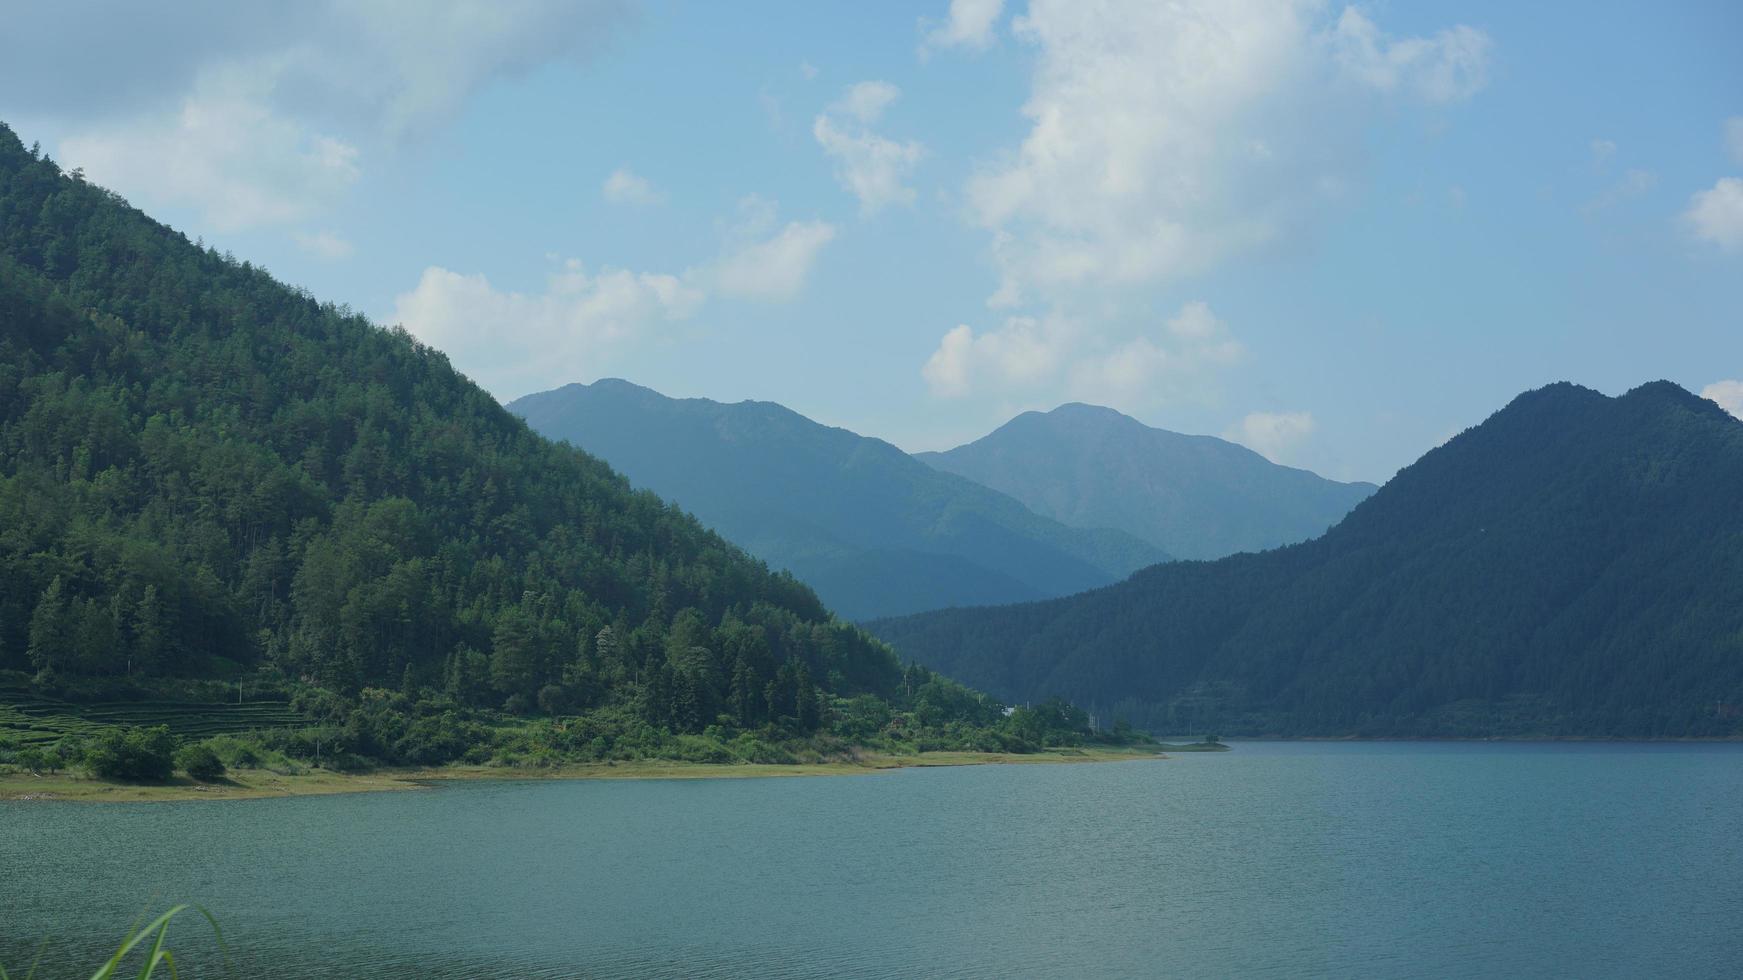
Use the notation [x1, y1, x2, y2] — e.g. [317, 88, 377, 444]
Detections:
[0, 686, 308, 747]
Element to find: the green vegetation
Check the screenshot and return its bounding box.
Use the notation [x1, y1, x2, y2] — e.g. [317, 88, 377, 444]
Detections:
[1, 666, 1147, 788]
[0, 121, 1137, 776]
[0, 905, 229, 980]
[874, 382, 1743, 737]
[173, 742, 226, 781]
[509, 379, 1166, 620]
[82, 726, 176, 781]
[917, 401, 1374, 560]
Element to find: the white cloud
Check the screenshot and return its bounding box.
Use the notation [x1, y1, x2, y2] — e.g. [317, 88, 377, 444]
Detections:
[1591, 138, 1617, 165]
[922, 300, 1241, 401]
[31, 1, 627, 232]
[695, 196, 837, 302]
[602, 167, 664, 206]
[1328, 7, 1491, 105]
[813, 81, 925, 214]
[1726, 117, 1743, 166]
[1685, 177, 1743, 250]
[392, 259, 704, 397]
[61, 67, 361, 232]
[392, 195, 835, 392]
[712, 220, 837, 301]
[1226, 411, 1316, 464]
[1067, 301, 1243, 399]
[966, 1, 1493, 308]
[920, 0, 1005, 55]
[292, 229, 356, 260]
[1702, 380, 1743, 419]
[1582, 168, 1655, 216]
[835, 80, 900, 124]
[923, 317, 1061, 397]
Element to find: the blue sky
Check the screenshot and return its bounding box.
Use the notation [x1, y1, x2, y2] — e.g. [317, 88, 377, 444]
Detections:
[3, 1, 1739, 482]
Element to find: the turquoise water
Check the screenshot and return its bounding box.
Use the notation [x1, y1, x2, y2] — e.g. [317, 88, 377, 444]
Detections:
[4, 742, 1742, 978]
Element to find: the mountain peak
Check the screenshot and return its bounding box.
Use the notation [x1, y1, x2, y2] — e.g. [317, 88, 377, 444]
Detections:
[1623, 379, 1732, 418]
[924, 404, 1374, 559]
[508, 379, 1166, 620]
[1045, 402, 1137, 421]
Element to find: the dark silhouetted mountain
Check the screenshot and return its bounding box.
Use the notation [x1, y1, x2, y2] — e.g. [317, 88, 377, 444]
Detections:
[509, 381, 1168, 620]
[871, 382, 1743, 737]
[917, 403, 1375, 559]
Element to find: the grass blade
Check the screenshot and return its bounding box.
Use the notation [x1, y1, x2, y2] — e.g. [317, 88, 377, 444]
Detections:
[187, 907, 232, 979]
[87, 906, 185, 980]
[134, 922, 171, 980]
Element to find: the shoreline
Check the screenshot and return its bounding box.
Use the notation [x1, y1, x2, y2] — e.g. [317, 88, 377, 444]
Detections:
[1215, 735, 1743, 743]
[0, 744, 1177, 803]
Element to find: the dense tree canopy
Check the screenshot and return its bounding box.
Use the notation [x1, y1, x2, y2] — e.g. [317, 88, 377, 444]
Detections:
[873, 382, 1743, 737]
[0, 122, 1067, 760]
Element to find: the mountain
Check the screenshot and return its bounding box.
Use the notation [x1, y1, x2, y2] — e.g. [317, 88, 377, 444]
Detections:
[917, 403, 1376, 560]
[0, 122, 1030, 762]
[508, 381, 1169, 620]
[871, 382, 1743, 737]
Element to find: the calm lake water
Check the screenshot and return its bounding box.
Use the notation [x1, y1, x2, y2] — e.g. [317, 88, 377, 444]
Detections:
[4, 742, 1742, 978]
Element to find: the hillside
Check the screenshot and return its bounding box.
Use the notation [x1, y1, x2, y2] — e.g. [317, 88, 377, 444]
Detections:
[509, 380, 1167, 620]
[872, 382, 1743, 737]
[918, 403, 1375, 559]
[0, 122, 1067, 766]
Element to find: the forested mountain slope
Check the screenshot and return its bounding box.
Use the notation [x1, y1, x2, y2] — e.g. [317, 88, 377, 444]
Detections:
[917, 403, 1375, 560]
[872, 382, 1743, 736]
[0, 122, 1045, 763]
[510, 380, 1167, 620]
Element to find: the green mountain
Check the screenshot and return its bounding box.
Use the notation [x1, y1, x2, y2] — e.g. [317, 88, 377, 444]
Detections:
[871, 382, 1743, 737]
[509, 380, 1168, 620]
[0, 122, 1049, 764]
[917, 403, 1376, 560]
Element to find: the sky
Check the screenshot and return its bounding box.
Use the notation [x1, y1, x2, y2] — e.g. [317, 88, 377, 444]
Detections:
[2, 0, 1739, 483]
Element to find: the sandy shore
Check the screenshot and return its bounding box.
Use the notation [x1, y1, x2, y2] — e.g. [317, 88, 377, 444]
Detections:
[0, 745, 1177, 803]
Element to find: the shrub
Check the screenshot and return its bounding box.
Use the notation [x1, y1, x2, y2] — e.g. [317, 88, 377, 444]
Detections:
[84, 725, 176, 782]
[13, 746, 50, 774]
[203, 734, 263, 768]
[175, 742, 228, 781]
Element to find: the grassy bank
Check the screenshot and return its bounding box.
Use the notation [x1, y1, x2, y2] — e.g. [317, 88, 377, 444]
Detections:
[0, 745, 1173, 802]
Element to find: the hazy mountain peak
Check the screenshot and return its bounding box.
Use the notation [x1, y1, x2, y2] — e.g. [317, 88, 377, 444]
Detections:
[509, 381, 1167, 620]
[920, 404, 1375, 560]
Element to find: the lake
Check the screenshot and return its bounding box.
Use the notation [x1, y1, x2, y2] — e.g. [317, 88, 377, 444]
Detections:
[5, 742, 1742, 978]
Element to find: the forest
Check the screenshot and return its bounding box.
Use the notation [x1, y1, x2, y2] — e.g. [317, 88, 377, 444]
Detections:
[0, 122, 1107, 774]
[873, 381, 1743, 737]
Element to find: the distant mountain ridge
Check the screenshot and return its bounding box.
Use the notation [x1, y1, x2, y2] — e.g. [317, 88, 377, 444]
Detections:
[918, 403, 1376, 559]
[509, 380, 1168, 620]
[871, 382, 1743, 737]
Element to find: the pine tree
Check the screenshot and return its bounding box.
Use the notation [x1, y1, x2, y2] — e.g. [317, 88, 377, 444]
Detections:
[731, 656, 759, 726]
[27, 577, 73, 677]
[130, 582, 164, 676]
[794, 661, 819, 732]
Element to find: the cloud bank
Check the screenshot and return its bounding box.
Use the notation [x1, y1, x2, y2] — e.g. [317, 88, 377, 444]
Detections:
[1702, 380, 1743, 419]
[12, 1, 629, 232]
[966, 0, 1494, 309]
[393, 198, 836, 395]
